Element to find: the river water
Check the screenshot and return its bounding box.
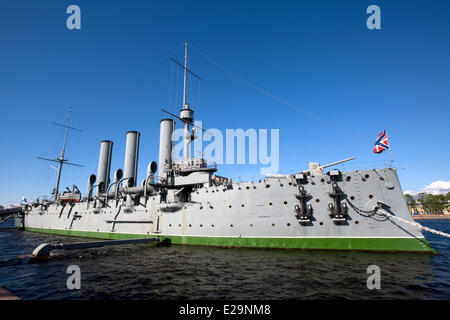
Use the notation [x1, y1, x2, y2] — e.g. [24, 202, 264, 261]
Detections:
[0, 218, 449, 299]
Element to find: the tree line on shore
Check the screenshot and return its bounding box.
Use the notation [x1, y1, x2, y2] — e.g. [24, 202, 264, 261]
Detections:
[405, 192, 450, 214]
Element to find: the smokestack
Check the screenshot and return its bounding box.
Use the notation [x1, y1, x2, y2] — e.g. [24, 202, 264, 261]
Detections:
[86, 174, 96, 201]
[124, 131, 140, 187]
[97, 140, 113, 195]
[159, 119, 174, 182]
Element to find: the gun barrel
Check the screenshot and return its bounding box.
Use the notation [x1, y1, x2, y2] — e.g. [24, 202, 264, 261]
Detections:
[320, 157, 356, 169]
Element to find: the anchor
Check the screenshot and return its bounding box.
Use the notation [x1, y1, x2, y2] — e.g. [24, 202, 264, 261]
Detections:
[327, 170, 348, 224]
[295, 185, 313, 225]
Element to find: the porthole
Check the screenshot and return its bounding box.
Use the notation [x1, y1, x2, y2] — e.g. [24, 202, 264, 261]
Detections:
[200, 224, 203, 227]
[211, 224, 215, 227]
[246, 186, 250, 190]
[241, 204, 245, 207]
[346, 176, 351, 182]
[230, 224, 234, 227]
[212, 190, 215, 193]
[250, 224, 254, 227]
[189, 224, 192, 227]
[169, 224, 172, 227]
[288, 182, 293, 186]
[315, 199, 320, 203]
[369, 194, 374, 199]
[320, 178, 325, 183]
[200, 206, 203, 210]
[229, 205, 232, 208]
[269, 202, 273, 206]
[266, 184, 270, 188]
[178, 224, 181, 227]
[355, 221, 359, 224]
[287, 223, 291, 226]
[365, 174, 370, 179]
[319, 222, 324, 226]
[283, 201, 288, 205]
[350, 196, 355, 200]
[272, 223, 275, 227]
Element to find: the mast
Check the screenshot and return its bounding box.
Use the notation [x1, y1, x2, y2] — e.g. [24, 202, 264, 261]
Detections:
[37, 108, 83, 201]
[182, 41, 190, 160]
[166, 41, 203, 162]
[183, 41, 188, 108]
[54, 108, 72, 199]
[384, 126, 395, 168]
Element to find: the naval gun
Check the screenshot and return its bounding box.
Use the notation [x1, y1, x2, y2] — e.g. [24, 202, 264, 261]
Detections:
[302, 157, 356, 175]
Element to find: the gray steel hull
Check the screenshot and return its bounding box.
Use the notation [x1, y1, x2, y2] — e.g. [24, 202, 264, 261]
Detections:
[16, 168, 435, 253]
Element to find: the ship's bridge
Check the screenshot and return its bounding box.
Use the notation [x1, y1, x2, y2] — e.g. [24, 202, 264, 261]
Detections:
[172, 157, 217, 176]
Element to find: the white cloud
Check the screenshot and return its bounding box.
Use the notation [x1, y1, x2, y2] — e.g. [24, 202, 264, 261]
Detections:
[404, 180, 450, 196]
[420, 181, 450, 195]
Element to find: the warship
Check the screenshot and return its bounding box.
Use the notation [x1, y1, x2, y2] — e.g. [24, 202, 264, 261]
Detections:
[6, 43, 436, 253]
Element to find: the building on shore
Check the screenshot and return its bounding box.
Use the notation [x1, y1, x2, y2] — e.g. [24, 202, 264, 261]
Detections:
[408, 203, 450, 215]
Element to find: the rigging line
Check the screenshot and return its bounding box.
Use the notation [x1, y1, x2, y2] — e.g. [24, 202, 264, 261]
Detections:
[197, 78, 201, 114]
[175, 64, 180, 111]
[168, 61, 174, 112]
[135, 43, 185, 80]
[32, 124, 64, 200]
[188, 72, 192, 105]
[190, 44, 367, 141]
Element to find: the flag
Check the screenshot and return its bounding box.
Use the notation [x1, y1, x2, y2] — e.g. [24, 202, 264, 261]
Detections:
[373, 130, 389, 153]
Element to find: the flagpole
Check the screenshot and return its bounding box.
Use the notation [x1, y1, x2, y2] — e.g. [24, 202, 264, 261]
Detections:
[385, 126, 394, 168]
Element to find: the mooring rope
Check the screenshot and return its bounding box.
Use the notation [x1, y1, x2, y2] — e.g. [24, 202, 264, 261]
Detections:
[377, 208, 450, 239]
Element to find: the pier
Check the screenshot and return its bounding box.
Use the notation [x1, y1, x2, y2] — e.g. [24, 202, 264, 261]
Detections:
[0, 206, 22, 219]
[0, 287, 20, 300]
[412, 214, 450, 220]
[32, 237, 170, 257]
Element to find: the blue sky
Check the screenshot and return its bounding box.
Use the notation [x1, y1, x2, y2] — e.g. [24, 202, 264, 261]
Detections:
[1, 0, 449, 204]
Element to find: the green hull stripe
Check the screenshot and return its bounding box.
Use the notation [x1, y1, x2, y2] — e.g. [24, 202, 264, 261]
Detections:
[24, 227, 436, 253]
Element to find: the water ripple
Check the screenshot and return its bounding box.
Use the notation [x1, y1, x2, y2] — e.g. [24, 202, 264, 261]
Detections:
[0, 219, 449, 299]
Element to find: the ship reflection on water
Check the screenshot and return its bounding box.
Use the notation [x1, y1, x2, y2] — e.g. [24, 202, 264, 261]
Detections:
[0, 219, 449, 299]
